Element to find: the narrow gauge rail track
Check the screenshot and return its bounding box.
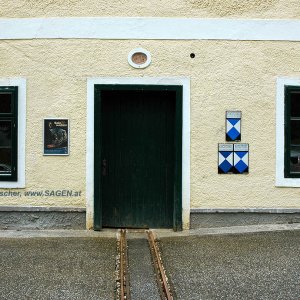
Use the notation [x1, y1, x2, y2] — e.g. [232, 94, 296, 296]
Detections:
[147, 230, 174, 300]
[118, 229, 131, 300]
[116, 229, 174, 300]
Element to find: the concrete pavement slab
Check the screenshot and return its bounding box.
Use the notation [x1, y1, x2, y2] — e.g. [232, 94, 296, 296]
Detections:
[160, 231, 300, 300]
[0, 237, 116, 300]
[0, 225, 299, 300]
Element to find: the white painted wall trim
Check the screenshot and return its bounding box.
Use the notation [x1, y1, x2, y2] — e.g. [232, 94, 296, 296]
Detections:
[86, 77, 190, 230]
[276, 77, 300, 187]
[0, 78, 26, 188]
[1, 17, 300, 41]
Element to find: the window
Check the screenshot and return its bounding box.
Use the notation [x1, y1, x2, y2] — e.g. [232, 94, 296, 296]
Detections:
[284, 86, 300, 178]
[276, 78, 300, 186]
[0, 79, 25, 188]
[0, 87, 18, 181]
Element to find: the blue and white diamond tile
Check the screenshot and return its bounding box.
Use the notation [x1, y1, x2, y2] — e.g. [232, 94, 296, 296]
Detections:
[233, 144, 249, 174]
[218, 143, 234, 174]
[226, 111, 241, 141]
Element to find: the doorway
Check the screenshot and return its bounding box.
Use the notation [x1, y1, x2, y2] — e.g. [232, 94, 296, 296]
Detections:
[94, 85, 182, 230]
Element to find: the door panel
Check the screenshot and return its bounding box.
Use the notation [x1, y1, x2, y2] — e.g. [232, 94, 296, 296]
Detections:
[101, 90, 175, 228]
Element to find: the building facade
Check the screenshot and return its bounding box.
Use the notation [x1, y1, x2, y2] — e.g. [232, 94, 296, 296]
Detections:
[0, 1, 300, 230]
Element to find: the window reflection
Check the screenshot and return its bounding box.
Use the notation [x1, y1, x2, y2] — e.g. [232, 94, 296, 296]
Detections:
[0, 93, 12, 113]
[0, 121, 12, 175]
[0, 149, 11, 174]
[0, 121, 11, 147]
[290, 92, 300, 173]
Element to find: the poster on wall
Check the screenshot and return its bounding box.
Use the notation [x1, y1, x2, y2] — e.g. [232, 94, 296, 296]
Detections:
[43, 119, 69, 155]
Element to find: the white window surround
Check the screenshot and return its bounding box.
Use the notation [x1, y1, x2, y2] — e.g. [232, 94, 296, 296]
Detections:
[86, 77, 190, 230]
[276, 77, 300, 187]
[0, 78, 26, 188]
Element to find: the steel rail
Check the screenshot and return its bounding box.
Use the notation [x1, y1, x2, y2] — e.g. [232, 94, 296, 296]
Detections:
[120, 230, 125, 299]
[147, 230, 173, 300]
[119, 229, 131, 300]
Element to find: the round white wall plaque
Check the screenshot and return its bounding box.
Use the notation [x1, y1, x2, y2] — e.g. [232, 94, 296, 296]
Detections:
[128, 48, 151, 69]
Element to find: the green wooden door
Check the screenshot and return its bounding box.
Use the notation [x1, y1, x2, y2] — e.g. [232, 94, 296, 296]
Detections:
[96, 87, 180, 229]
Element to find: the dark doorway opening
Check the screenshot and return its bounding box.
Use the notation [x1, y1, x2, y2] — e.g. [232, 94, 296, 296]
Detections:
[94, 85, 182, 230]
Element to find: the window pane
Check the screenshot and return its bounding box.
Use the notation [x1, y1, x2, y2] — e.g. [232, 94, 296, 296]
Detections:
[291, 91, 300, 117]
[290, 120, 300, 145]
[0, 93, 12, 113]
[0, 121, 11, 147]
[0, 148, 11, 175]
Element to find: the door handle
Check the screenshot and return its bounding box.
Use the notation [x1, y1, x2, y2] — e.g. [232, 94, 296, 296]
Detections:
[102, 159, 108, 176]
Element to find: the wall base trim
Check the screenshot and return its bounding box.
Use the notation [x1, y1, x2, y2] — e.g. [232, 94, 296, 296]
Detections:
[191, 208, 300, 214]
[1, 207, 299, 230]
[0, 208, 86, 230]
[190, 209, 300, 229]
[0, 206, 86, 212]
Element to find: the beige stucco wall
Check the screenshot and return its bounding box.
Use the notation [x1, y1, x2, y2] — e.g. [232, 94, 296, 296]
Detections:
[0, 0, 300, 19]
[0, 39, 300, 209]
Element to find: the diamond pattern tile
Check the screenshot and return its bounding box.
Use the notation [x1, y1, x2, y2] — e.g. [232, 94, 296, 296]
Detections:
[226, 118, 241, 141]
[233, 151, 249, 173]
[218, 151, 233, 174]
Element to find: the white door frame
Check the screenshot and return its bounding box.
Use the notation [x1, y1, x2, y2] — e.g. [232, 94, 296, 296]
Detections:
[86, 77, 190, 229]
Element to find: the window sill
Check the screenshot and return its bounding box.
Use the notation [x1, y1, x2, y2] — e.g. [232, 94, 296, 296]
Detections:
[276, 177, 300, 187]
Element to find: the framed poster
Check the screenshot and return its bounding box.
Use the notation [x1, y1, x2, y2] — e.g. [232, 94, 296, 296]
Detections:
[43, 119, 69, 155]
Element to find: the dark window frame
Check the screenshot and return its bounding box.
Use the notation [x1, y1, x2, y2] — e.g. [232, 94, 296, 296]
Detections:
[0, 86, 18, 181]
[284, 85, 300, 178]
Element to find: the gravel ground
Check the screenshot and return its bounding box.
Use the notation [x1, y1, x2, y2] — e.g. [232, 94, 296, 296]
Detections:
[0, 237, 116, 300]
[128, 238, 160, 300]
[1, 230, 299, 300]
[160, 231, 300, 300]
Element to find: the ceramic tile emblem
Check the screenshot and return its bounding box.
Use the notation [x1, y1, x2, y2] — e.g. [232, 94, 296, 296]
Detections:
[233, 143, 249, 174]
[218, 143, 249, 174]
[219, 111, 248, 174]
[226, 111, 241, 141]
[218, 143, 234, 174]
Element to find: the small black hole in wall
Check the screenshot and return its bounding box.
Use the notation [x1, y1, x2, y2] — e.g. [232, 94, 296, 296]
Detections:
[190, 53, 195, 58]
